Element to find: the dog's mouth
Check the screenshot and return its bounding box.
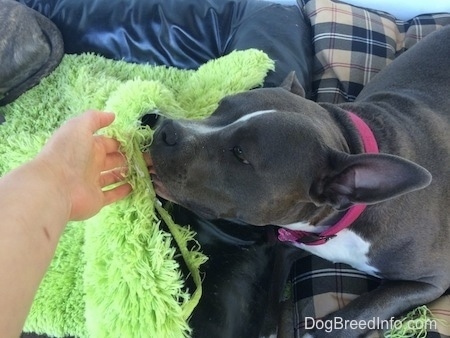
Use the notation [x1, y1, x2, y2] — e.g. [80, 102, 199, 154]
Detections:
[143, 152, 175, 201]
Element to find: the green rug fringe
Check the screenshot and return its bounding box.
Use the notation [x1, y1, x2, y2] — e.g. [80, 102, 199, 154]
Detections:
[385, 305, 448, 338]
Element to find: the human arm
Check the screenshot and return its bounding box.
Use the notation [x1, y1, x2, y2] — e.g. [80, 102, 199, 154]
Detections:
[0, 110, 131, 337]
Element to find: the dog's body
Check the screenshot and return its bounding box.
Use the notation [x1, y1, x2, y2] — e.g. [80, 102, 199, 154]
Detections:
[148, 26, 450, 337]
[167, 205, 285, 338]
[0, 0, 64, 107]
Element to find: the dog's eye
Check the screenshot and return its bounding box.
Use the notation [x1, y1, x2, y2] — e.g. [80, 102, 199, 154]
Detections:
[231, 146, 250, 165]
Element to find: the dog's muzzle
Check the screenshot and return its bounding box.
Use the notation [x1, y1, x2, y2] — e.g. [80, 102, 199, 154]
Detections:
[142, 110, 178, 201]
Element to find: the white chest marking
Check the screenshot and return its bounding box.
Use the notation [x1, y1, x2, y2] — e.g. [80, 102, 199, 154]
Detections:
[282, 222, 380, 277]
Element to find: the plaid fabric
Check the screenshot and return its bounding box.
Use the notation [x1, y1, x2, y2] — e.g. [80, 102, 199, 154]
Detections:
[290, 253, 450, 338]
[290, 252, 380, 334]
[301, 0, 450, 103]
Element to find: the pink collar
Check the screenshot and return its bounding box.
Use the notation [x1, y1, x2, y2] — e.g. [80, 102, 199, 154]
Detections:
[278, 112, 379, 246]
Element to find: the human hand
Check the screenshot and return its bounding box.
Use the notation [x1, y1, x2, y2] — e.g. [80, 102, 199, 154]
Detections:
[35, 110, 132, 221]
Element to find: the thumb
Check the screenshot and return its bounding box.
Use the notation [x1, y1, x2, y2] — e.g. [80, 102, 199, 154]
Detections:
[83, 110, 116, 133]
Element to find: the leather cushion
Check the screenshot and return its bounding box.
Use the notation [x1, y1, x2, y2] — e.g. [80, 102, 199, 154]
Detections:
[18, 0, 314, 92]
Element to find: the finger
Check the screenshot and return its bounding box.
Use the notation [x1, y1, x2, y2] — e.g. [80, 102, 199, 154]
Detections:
[103, 182, 133, 205]
[96, 135, 122, 154]
[83, 110, 116, 133]
[143, 152, 153, 167]
[100, 168, 128, 188]
[103, 152, 127, 171]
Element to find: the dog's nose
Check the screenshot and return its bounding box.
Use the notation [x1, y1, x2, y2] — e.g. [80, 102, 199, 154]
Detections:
[159, 120, 179, 146]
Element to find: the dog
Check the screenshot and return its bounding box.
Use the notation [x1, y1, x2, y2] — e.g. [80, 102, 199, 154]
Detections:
[141, 113, 296, 338]
[146, 25, 450, 337]
[0, 0, 64, 107]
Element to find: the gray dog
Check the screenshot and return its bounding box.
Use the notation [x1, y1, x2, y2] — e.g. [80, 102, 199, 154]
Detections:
[0, 0, 63, 108]
[148, 25, 450, 337]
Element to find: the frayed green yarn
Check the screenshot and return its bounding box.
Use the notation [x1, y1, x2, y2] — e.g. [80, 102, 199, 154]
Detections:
[101, 83, 208, 329]
[385, 305, 448, 338]
[155, 203, 208, 320]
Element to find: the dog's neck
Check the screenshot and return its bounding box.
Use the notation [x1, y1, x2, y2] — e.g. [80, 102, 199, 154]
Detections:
[278, 111, 379, 245]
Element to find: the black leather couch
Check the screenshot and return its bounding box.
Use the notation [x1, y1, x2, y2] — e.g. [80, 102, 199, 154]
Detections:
[18, 0, 313, 90]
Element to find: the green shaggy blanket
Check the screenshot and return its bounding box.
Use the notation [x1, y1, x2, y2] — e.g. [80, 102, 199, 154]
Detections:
[0, 50, 274, 338]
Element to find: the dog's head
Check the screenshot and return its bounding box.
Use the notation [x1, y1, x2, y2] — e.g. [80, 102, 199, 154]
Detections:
[145, 73, 431, 226]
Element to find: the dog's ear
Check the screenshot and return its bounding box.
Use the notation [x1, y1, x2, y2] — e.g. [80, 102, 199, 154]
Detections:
[310, 152, 432, 210]
[280, 71, 305, 97]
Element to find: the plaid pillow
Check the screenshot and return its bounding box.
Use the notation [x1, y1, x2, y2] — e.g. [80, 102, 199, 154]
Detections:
[290, 253, 450, 338]
[302, 0, 450, 103]
[290, 252, 380, 335]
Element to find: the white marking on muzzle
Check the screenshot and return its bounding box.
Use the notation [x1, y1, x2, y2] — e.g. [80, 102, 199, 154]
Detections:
[185, 109, 276, 135]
